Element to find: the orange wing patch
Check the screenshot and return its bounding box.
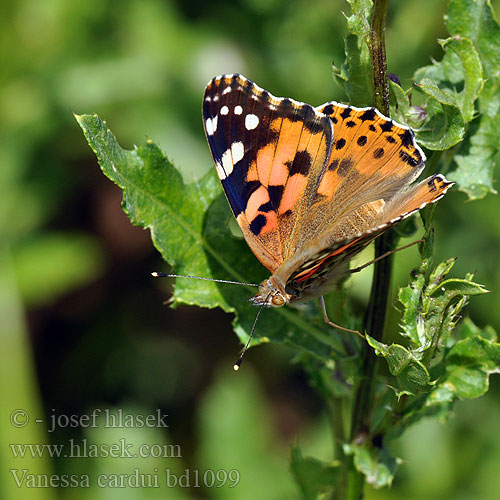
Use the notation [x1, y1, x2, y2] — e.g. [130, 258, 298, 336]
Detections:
[315, 103, 425, 203]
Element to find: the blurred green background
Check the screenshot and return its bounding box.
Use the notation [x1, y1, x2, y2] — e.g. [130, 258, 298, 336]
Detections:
[1, 0, 500, 498]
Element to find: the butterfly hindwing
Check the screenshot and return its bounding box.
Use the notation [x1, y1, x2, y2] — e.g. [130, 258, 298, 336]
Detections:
[284, 174, 453, 295]
[203, 74, 334, 272]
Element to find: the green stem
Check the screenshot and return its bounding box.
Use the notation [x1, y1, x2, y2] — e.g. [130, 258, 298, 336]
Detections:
[345, 1, 392, 498]
[370, 0, 390, 114]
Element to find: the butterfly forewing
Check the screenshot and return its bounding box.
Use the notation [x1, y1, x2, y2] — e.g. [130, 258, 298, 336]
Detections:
[203, 74, 334, 272]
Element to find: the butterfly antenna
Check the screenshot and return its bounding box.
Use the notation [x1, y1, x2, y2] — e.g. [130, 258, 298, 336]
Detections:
[348, 239, 425, 274]
[233, 295, 270, 371]
[151, 272, 259, 287]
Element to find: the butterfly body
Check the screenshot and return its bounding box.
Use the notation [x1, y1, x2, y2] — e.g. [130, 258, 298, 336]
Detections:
[203, 74, 453, 310]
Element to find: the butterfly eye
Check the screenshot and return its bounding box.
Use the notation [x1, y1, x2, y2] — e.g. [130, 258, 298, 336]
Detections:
[271, 293, 286, 307]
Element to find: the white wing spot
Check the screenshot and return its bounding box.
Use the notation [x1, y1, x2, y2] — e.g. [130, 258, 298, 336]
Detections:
[205, 116, 218, 136]
[220, 105, 229, 115]
[245, 114, 259, 130]
[234, 105, 243, 115]
[231, 141, 244, 163]
[222, 86, 231, 95]
[219, 141, 244, 179]
[215, 161, 225, 179]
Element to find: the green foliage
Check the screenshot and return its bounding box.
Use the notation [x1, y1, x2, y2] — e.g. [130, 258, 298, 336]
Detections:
[343, 443, 401, 489]
[333, 0, 373, 105]
[76, 0, 500, 498]
[393, 0, 500, 199]
[290, 447, 340, 499]
[370, 255, 493, 398]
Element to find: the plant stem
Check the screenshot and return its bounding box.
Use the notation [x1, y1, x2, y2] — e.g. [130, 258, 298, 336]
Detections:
[370, 0, 390, 114]
[345, 1, 392, 498]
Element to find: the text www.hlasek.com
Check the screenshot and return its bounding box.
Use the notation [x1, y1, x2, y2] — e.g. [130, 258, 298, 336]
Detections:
[10, 439, 181, 459]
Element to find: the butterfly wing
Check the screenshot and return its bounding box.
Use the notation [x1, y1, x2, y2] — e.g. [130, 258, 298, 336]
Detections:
[203, 74, 334, 272]
[271, 104, 453, 297]
[277, 102, 452, 267]
[283, 173, 453, 299]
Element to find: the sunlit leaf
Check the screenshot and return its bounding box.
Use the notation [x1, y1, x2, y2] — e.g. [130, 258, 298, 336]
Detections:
[438, 334, 500, 398]
[343, 444, 400, 489]
[366, 336, 433, 395]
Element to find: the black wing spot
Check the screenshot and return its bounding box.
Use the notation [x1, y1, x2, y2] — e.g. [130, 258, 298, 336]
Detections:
[340, 107, 352, 119]
[328, 159, 339, 171]
[427, 177, 437, 191]
[322, 104, 334, 115]
[360, 109, 376, 121]
[386, 135, 396, 143]
[346, 120, 356, 128]
[331, 116, 338, 124]
[286, 150, 313, 176]
[380, 120, 394, 132]
[373, 147, 385, 159]
[357, 135, 367, 146]
[268, 185, 285, 208]
[399, 149, 420, 167]
[258, 201, 274, 212]
[261, 90, 271, 104]
[250, 214, 267, 235]
[338, 157, 354, 176]
[335, 138, 346, 150]
[399, 129, 414, 147]
[369, 124, 376, 132]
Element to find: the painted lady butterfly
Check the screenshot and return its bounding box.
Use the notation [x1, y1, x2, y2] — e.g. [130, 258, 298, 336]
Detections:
[203, 74, 453, 324]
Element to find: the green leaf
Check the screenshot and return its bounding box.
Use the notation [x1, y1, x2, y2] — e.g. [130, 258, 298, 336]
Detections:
[413, 78, 465, 150]
[440, 37, 483, 123]
[343, 444, 400, 489]
[398, 260, 429, 346]
[75, 113, 345, 360]
[415, 37, 483, 123]
[383, 320, 499, 441]
[443, 0, 500, 199]
[75, 113, 226, 308]
[389, 80, 428, 130]
[445, 0, 500, 79]
[398, 257, 487, 353]
[366, 336, 433, 395]
[290, 447, 340, 500]
[333, 0, 373, 105]
[458, 317, 497, 341]
[444, 335, 500, 398]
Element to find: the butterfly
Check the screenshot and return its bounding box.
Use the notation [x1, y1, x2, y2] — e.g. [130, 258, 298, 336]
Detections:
[202, 74, 453, 340]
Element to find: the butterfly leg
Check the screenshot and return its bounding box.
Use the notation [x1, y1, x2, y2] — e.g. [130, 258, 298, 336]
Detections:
[319, 296, 364, 338]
